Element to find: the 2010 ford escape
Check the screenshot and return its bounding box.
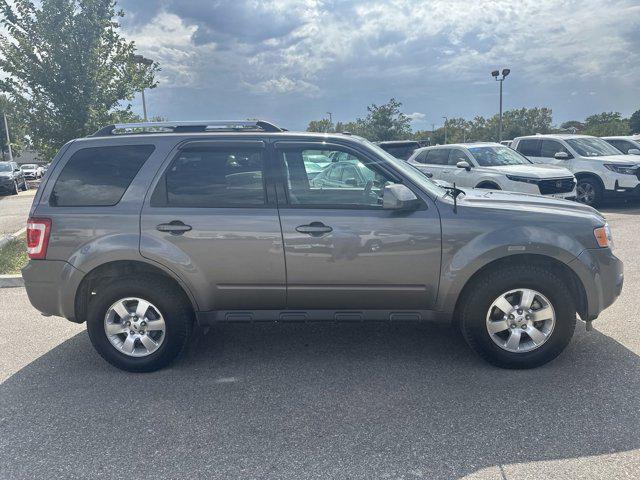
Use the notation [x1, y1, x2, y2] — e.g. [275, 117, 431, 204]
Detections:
[22, 121, 623, 372]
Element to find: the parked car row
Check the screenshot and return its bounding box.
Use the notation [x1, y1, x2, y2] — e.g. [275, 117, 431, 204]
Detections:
[22, 120, 623, 373]
[377, 133, 640, 208]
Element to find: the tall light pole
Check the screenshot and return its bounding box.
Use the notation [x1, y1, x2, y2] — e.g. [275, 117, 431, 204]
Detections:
[3, 113, 13, 162]
[491, 68, 510, 142]
[442, 116, 448, 144]
[132, 54, 154, 121]
[326, 111, 333, 132]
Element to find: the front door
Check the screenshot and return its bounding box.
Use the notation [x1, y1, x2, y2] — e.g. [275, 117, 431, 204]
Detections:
[140, 140, 286, 311]
[274, 142, 442, 310]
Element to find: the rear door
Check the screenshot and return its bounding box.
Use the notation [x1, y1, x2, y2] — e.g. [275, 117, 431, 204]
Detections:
[412, 148, 451, 180]
[274, 141, 442, 311]
[539, 139, 572, 165]
[515, 138, 543, 163]
[140, 139, 286, 311]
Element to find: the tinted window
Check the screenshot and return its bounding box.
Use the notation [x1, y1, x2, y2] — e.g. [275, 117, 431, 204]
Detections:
[154, 147, 266, 207]
[50, 145, 154, 207]
[280, 148, 398, 207]
[516, 139, 540, 156]
[606, 139, 631, 154]
[540, 140, 569, 158]
[0, 162, 11, 172]
[425, 149, 450, 165]
[382, 143, 420, 160]
[448, 149, 469, 165]
[413, 150, 429, 164]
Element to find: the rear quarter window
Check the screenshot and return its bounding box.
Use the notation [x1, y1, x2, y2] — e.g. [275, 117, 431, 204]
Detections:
[50, 145, 154, 207]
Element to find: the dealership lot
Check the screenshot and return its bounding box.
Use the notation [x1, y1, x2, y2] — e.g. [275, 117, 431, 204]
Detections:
[0, 201, 638, 479]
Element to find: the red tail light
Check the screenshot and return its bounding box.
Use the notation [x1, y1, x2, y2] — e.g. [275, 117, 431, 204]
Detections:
[26, 218, 51, 260]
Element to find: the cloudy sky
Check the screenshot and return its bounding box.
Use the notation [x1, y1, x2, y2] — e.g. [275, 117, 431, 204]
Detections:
[119, 0, 640, 131]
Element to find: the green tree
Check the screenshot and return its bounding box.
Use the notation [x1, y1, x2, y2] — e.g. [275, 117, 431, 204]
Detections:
[0, 0, 159, 159]
[307, 119, 333, 133]
[359, 98, 412, 141]
[583, 112, 629, 136]
[629, 110, 640, 134]
[560, 120, 586, 133]
[0, 94, 27, 159]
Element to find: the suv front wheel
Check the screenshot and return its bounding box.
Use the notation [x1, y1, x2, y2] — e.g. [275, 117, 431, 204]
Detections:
[86, 276, 193, 372]
[460, 264, 576, 368]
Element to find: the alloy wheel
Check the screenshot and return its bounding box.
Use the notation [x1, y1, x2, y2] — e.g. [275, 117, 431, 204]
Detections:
[104, 297, 166, 357]
[485, 288, 556, 353]
[576, 182, 595, 204]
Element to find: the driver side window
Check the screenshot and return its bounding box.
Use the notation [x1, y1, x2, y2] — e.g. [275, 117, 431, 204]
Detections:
[279, 147, 397, 208]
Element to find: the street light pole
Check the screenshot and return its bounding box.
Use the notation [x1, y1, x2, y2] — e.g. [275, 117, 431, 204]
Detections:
[491, 68, 510, 142]
[131, 54, 154, 122]
[442, 116, 448, 144]
[3, 112, 13, 162]
[326, 111, 333, 132]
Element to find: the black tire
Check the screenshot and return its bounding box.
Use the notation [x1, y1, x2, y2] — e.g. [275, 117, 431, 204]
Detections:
[460, 264, 576, 369]
[86, 275, 193, 372]
[10, 181, 18, 195]
[575, 177, 603, 207]
[21, 180, 28, 191]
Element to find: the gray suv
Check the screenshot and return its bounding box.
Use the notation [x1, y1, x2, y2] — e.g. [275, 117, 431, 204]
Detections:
[22, 121, 623, 372]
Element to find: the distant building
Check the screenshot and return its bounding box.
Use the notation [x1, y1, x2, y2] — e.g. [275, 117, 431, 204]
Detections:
[13, 148, 45, 166]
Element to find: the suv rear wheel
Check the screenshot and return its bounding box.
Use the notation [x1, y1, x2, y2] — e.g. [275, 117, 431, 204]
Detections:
[460, 264, 576, 369]
[86, 276, 193, 372]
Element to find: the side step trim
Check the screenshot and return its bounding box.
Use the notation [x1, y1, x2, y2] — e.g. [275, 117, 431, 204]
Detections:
[197, 309, 450, 325]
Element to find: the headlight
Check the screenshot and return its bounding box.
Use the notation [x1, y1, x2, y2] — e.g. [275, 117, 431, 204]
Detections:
[604, 164, 638, 175]
[593, 223, 614, 249]
[506, 175, 539, 184]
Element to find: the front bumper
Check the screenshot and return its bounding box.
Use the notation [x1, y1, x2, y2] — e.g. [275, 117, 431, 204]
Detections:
[569, 248, 623, 321]
[605, 182, 640, 198]
[22, 260, 84, 322]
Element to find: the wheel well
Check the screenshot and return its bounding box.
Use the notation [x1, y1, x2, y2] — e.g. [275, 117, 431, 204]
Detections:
[475, 181, 501, 190]
[454, 254, 588, 321]
[574, 172, 604, 189]
[74, 261, 194, 323]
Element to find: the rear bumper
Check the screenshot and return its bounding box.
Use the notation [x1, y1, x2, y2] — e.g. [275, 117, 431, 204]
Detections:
[569, 248, 623, 321]
[22, 260, 84, 322]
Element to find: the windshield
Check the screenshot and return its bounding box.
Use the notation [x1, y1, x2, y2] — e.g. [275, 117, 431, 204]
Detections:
[468, 146, 531, 166]
[21, 164, 36, 169]
[566, 137, 623, 157]
[0, 163, 12, 172]
[358, 138, 446, 197]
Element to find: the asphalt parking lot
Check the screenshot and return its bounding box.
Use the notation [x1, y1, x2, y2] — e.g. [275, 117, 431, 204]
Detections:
[1, 200, 639, 479]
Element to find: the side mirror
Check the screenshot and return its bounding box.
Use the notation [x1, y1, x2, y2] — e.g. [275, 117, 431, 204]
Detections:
[627, 148, 640, 155]
[456, 160, 471, 171]
[14, 168, 20, 173]
[383, 184, 420, 211]
[554, 151, 570, 160]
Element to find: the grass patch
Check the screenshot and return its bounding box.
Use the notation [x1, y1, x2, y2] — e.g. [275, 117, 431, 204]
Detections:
[0, 233, 28, 275]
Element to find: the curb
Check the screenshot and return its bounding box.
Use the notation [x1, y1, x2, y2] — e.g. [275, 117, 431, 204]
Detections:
[0, 274, 24, 288]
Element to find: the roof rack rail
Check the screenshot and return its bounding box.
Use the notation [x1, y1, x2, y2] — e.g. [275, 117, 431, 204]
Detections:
[90, 120, 285, 137]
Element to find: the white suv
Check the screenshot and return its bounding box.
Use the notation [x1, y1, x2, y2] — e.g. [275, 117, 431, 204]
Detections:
[512, 134, 640, 207]
[602, 135, 640, 156]
[407, 143, 576, 199]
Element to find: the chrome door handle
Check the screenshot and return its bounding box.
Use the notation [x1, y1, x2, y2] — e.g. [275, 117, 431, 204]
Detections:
[156, 221, 192, 235]
[295, 222, 333, 236]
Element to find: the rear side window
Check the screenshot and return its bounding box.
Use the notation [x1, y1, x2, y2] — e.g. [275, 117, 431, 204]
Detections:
[424, 149, 450, 165]
[50, 145, 154, 207]
[516, 139, 540, 156]
[152, 147, 266, 207]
